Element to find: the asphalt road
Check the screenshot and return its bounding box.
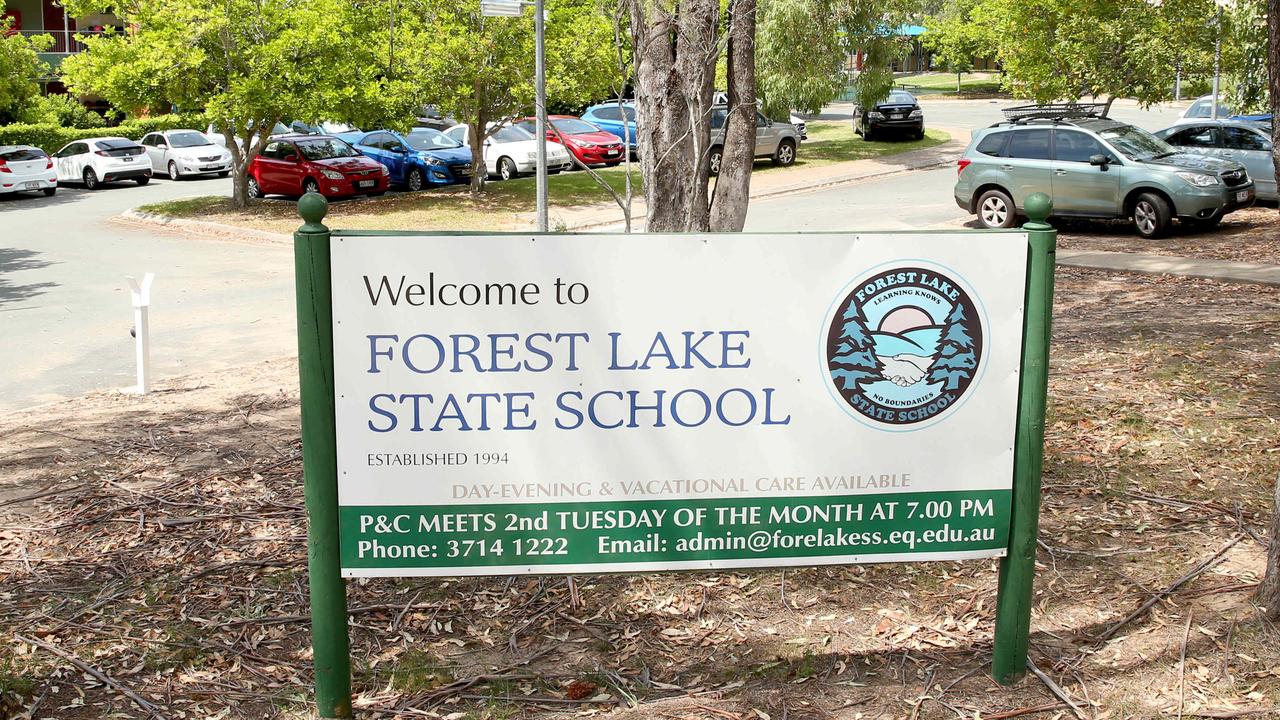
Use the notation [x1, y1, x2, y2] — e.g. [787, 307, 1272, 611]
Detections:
[0, 173, 295, 412]
[0, 98, 1190, 412]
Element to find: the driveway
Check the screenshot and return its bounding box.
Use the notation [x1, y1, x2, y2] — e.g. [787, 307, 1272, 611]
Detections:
[0, 174, 296, 413]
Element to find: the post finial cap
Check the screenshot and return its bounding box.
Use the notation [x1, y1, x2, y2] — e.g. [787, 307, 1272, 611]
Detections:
[1024, 192, 1052, 225]
[298, 191, 329, 230]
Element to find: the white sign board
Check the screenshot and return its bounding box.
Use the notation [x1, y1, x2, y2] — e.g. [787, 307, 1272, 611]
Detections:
[330, 232, 1028, 577]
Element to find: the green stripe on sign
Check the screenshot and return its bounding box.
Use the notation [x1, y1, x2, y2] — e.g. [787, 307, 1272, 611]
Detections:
[339, 490, 1010, 570]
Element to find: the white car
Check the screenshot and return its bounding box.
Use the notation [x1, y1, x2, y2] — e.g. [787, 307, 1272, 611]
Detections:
[51, 137, 151, 190]
[1177, 94, 1236, 123]
[140, 129, 232, 180]
[443, 122, 572, 180]
[0, 145, 57, 197]
[206, 121, 291, 148]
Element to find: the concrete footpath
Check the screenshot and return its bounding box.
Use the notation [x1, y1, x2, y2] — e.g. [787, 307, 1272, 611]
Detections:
[1057, 250, 1280, 287]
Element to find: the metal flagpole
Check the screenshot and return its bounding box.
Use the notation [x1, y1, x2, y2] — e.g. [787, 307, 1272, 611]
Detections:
[534, 0, 548, 232]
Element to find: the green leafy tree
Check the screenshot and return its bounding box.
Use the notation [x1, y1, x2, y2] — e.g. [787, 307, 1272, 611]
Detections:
[920, 0, 990, 91]
[1225, 0, 1269, 114]
[0, 18, 51, 125]
[61, 0, 418, 206]
[756, 0, 918, 117]
[401, 0, 617, 191]
[969, 0, 1220, 111]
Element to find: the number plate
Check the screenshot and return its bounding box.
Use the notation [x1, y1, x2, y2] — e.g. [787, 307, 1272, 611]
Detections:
[1236, 190, 1251, 202]
[23, 181, 42, 189]
[121, 156, 133, 161]
[606, 149, 619, 155]
[357, 180, 376, 188]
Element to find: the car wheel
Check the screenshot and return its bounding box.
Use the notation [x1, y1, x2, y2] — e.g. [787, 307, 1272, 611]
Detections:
[42, 187, 56, 197]
[407, 168, 424, 192]
[914, 129, 926, 140]
[498, 157, 518, 180]
[853, 120, 863, 136]
[136, 176, 150, 186]
[976, 189, 1016, 229]
[1132, 192, 1171, 238]
[247, 176, 263, 199]
[83, 167, 99, 190]
[302, 177, 320, 195]
[708, 146, 724, 176]
[773, 139, 796, 167]
[168, 160, 181, 180]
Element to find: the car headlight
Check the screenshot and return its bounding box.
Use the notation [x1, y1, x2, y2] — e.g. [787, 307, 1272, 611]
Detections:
[321, 169, 344, 180]
[577, 141, 596, 148]
[527, 152, 538, 160]
[425, 157, 446, 166]
[1175, 171, 1220, 187]
[909, 109, 923, 118]
[378, 165, 389, 175]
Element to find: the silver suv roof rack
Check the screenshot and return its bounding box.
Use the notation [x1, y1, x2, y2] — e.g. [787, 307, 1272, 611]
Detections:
[999, 102, 1110, 122]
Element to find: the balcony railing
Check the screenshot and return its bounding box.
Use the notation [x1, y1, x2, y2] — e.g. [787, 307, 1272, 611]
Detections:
[18, 28, 113, 54]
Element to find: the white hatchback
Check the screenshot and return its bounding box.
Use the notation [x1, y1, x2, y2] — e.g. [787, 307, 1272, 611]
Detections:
[443, 122, 572, 180]
[0, 145, 57, 197]
[141, 129, 232, 179]
[52, 137, 152, 189]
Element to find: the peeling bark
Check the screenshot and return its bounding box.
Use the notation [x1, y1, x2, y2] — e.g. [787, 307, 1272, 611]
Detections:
[708, 0, 756, 232]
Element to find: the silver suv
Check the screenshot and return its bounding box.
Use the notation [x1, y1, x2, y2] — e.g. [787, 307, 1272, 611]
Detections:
[707, 105, 801, 175]
[954, 115, 1256, 237]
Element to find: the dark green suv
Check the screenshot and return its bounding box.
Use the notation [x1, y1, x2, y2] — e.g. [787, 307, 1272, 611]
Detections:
[954, 115, 1255, 237]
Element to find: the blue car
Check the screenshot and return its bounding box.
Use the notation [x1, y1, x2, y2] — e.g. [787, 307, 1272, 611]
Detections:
[581, 101, 638, 150]
[338, 129, 473, 190]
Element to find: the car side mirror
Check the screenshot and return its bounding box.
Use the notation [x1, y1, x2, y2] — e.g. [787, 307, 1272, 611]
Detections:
[1089, 154, 1110, 168]
[284, 154, 299, 163]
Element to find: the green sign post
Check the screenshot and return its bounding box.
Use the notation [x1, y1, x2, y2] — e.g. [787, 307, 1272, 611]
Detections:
[290, 192, 1057, 717]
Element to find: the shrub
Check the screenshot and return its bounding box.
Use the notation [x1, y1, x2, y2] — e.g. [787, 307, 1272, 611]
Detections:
[18, 94, 106, 128]
[0, 112, 207, 153]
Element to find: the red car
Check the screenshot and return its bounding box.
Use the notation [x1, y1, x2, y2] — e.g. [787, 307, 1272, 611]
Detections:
[515, 115, 626, 167]
[247, 134, 389, 199]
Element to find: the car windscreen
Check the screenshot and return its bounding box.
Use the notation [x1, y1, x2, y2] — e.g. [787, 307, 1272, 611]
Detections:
[319, 122, 359, 134]
[551, 118, 598, 134]
[96, 139, 144, 156]
[407, 130, 462, 150]
[1, 147, 46, 161]
[491, 126, 532, 143]
[296, 139, 360, 160]
[884, 91, 916, 105]
[169, 131, 213, 148]
[1096, 125, 1175, 161]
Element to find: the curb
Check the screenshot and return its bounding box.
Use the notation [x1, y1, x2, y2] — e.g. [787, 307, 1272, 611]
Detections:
[120, 208, 292, 244]
[1057, 250, 1280, 287]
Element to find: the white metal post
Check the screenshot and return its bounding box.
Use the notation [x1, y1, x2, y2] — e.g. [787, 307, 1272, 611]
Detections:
[126, 273, 155, 394]
[534, 0, 548, 232]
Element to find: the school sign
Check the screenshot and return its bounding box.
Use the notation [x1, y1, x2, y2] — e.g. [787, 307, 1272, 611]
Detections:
[291, 193, 1057, 718]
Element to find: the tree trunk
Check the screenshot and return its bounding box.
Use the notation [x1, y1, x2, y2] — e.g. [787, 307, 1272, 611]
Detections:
[628, 0, 721, 232]
[709, 0, 756, 232]
[468, 115, 487, 194]
[1258, 474, 1280, 618]
[1259, 0, 1280, 620]
[222, 123, 269, 209]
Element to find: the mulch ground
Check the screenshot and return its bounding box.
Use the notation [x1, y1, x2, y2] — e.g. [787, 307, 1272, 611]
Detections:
[1, 268, 1279, 720]
[1056, 206, 1280, 265]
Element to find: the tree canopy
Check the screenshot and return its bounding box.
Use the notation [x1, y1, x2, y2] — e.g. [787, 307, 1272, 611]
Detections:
[0, 17, 51, 125]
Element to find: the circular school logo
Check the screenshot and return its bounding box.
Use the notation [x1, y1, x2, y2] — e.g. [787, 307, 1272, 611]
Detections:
[825, 266, 984, 427]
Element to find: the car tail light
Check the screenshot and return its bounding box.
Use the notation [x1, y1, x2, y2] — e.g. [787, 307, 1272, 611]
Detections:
[957, 158, 971, 176]
[45, 157, 53, 169]
[0, 160, 9, 173]
[95, 150, 110, 157]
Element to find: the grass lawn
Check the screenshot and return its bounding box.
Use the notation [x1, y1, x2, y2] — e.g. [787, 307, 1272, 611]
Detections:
[895, 71, 1005, 96]
[137, 122, 948, 234]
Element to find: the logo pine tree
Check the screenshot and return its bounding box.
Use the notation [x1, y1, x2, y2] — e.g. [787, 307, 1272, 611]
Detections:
[830, 303, 881, 391]
[926, 302, 977, 391]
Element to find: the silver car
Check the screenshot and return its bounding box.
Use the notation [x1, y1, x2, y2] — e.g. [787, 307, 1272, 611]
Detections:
[707, 105, 801, 174]
[141, 130, 232, 179]
[1155, 120, 1277, 201]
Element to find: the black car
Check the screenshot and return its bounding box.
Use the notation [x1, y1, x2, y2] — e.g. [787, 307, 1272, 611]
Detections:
[853, 90, 925, 140]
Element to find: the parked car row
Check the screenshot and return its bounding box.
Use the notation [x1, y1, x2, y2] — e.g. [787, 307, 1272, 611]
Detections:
[954, 106, 1266, 238]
